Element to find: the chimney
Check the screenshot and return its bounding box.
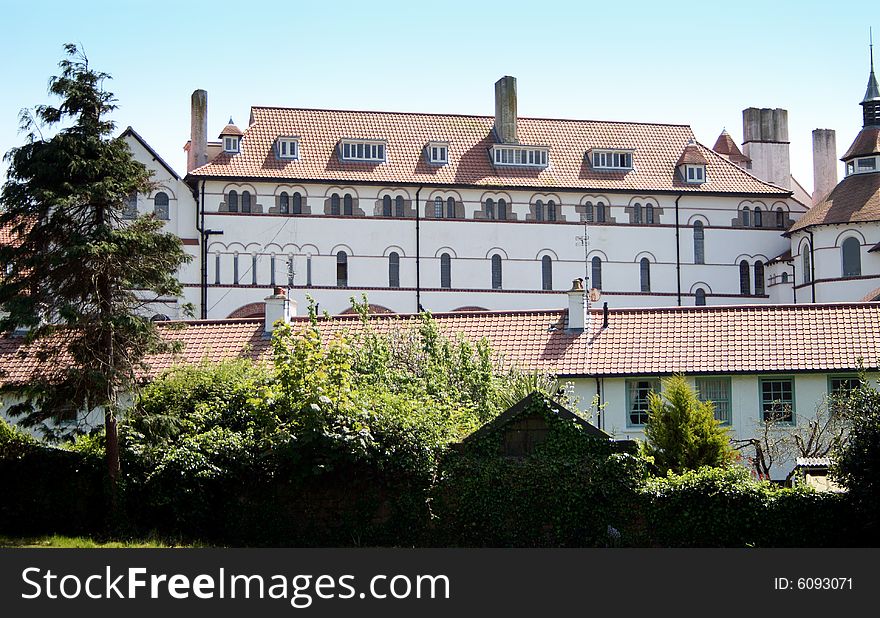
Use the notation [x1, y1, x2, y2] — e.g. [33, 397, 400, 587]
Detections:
[741, 107, 791, 189]
[812, 129, 838, 205]
[567, 278, 589, 332]
[264, 287, 296, 334]
[494, 76, 518, 144]
[187, 89, 208, 172]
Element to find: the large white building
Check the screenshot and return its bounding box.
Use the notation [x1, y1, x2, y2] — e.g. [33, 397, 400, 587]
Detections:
[123, 75, 829, 320]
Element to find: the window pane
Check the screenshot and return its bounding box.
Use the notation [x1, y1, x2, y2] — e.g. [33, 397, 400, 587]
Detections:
[389, 252, 400, 288]
[761, 379, 794, 422]
[446, 197, 455, 218]
[435, 197, 443, 218]
[640, 258, 650, 292]
[491, 255, 502, 289]
[739, 260, 750, 295]
[344, 194, 353, 215]
[842, 237, 861, 277]
[395, 196, 404, 217]
[541, 256, 552, 290]
[548, 201, 556, 221]
[336, 252, 348, 287]
[628, 380, 657, 426]
[591, 256, 602, 290]
[695, 288, 706, 306]
[331, 193, 340, 215]
[754, 262, 765, 295]
[440, 253, 451, 288]
[694, 221, 705, 264]
[241, 191, 251, 213]
[696, 378, 730, 425]
[280, 192, 289, 214]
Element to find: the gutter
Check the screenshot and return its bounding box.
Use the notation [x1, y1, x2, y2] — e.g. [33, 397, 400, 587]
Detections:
[675, 194, 683, 305]
[415, 186, 423, 312]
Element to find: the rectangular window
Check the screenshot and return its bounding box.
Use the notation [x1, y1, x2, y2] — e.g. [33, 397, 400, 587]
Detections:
[857, 157, 877, 171]
[426, 142, 449, 165]
[760, 378, 794, 423]
[339, 139, 386, 163]
[591, 149, 634, 170]
[828, 375, 863, 414]
[491, 145, 549, 168]
[277, 137, 300, 160]
[626, 379, 659, 426]
[696, 377, 732, 425]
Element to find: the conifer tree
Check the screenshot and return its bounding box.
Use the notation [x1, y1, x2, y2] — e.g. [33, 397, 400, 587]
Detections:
[644, 374, 734, 475]
[0, 44, 190, 510]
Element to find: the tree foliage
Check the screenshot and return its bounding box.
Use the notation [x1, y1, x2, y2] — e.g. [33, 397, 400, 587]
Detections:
[644, 374, 734, 475]
[0, 44, 190, 496]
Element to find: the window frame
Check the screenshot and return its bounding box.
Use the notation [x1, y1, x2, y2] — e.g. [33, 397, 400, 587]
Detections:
[639, 258, 651, 292]
[153, 191, 170, 220]
[223, 136, 240, 153]
[685, 164, 706, 184]
[440, 253, 452, 289]
[388, 252, 400, 288]
[541, 255, 552, 291]
[276, 137, 300, 160]
[759, 377, 795, 424]
[426, 141, 449, 165]
[695, 377, 732, 426]
[339, 139, 387, 163]
[491, 145, 549, 168]
[626, 378, 660, 427]
[590, 149, 634, 170]
[841, 237, 862, 277]
[693, 220, 705, 264]
[336, 251, 349, 287]
[491, 254, 502, 290]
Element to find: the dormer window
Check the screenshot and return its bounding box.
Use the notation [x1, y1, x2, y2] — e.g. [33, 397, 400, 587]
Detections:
[339, 139, 386, 163]
[847, 155, 878, 175]
[426, 141, 449, 165]
[490, 145, 549, 168]
[224, 136, 240, 153]
[590, 149, 634, 170]
[276, 137, 300, 160]
[685, 164, 706, 184]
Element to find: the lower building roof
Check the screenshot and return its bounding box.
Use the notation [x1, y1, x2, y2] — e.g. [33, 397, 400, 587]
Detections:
[788, 172, 880, 232]
[2, 302, 879, 386]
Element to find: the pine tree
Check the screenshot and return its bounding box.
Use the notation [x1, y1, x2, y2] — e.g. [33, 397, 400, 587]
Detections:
[0, 44, 191, 513]
[644, 374, 734, 475]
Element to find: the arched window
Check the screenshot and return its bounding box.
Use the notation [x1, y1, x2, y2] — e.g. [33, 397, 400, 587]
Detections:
[646, 204, 655, 224]
[781, 272, 789, 284]
[153, 192, 169, 220]
[383, 195, 393, 217]
[214, 253, 221, 284]
[842, 237, 862, 276]
[388, 252, 400, 287]
[123, 192, 138, 219]
[270, 254, 277, 286]
[233, 253, 240, 284]
[434, 196, 443, 218]
[639, 258, 651, 292]
[498, 198, 507, 220]
[446, 197, 455, 218]
[547, 200, 557, 221]
[739, 260, 750, 295]
[395, 195, 404, 217]
[742, 207, 750, 227]
[440, 253, 451, 288]
[241, 191, 252, 213]
[632, 202, 642, 224]
[228, 190, 239, 213]
[485, 198, 496, 219]
[331, 193, 340, 215]
[693, 221, 705, 264]
[541, 256, 552, 290]
[279, 192, 290, 214]
[336, 251, 348, 287]
[776, 207, 785, 229]
[535, 200, 544, 221]
[802, 246, 812, 284]
[252, 254, 258, 285]
[591, 256, 602, 290]
[754, 207, 762, 227]
[584, 201, 594, 222]
[292, 192, 302, 214]
[491, 254, 502, 289]
[695, 288, 706, 306]
[754, 261, 765, 295]
[596, 202, 606, 223]
[343, 194, 353, 216]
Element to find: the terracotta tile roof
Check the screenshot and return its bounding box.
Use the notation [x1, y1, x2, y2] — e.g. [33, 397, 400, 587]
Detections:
[3, 303, 879, 385]
[767, 248, 792, 264]
[861, 287, 880, 301]
[189, 107, 788, 195]
[219, 122, 243, 138]
[675, 142, 708, 166]
[842, 127, 880, 159]
[711, 129, 750, 164]
[788, 172, 880, 232]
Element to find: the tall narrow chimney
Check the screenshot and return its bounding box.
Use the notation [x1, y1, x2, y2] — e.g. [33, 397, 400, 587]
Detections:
[812, 129, 838, 205]
[566, 279, 589, 332]
[264, 287, 296, 334]
[494, 76, 518, 144]
[188, 89, 208, 172]
[741, 107, 791, 189]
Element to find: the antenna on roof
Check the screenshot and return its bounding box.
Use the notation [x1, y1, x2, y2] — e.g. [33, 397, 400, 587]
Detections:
[575, 220, 590, 310]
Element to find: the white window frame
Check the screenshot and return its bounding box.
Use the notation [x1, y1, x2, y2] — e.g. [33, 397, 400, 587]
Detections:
[276, 137, 300, 160]
[339, 139, 386, 163]
[590, 149, 634, 170]
[426, 141, 449, 165]
[223, 136, 240, 153]
[685, 164, 706, 183]
[490, 145, 549, 168]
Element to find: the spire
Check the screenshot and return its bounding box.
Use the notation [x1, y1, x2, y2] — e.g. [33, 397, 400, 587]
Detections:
[864, 28, 879, 103]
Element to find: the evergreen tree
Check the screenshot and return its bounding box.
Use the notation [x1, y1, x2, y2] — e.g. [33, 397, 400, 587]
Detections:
[0, 44, 191, 511]
[644, 375, 734, 475]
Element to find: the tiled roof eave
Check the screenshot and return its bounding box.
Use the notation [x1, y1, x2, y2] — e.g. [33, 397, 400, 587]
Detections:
[183, 171, 790, 197]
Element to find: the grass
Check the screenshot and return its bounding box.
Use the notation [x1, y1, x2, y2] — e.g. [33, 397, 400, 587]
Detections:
[0, 534, 198, 548]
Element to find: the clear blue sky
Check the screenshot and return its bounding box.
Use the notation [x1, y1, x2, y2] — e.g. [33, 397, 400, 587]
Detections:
[1, 0, 878, 193]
